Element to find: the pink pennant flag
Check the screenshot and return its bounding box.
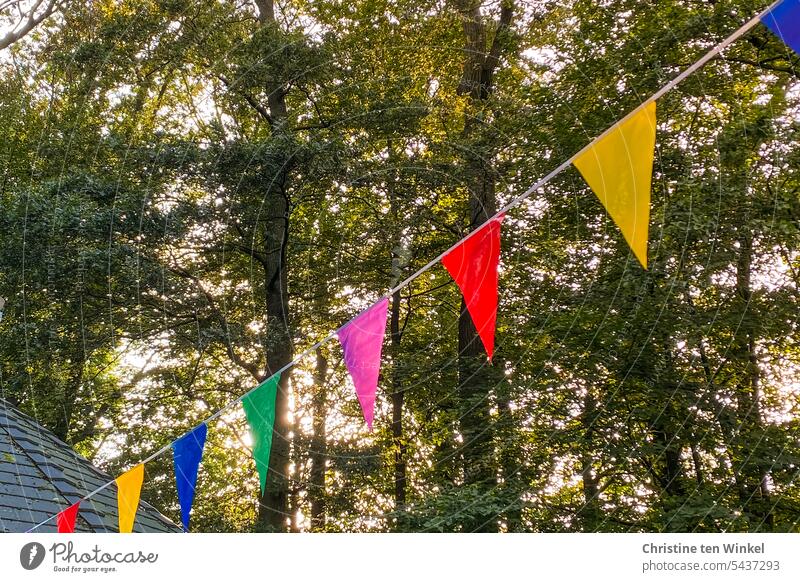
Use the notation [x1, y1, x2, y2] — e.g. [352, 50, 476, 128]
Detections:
[57, 501, 80, 533]
[337, 298, 389, 430]
[441, 214, 504, 361]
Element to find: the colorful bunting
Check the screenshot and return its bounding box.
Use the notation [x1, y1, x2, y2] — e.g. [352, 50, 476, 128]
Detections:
[441, 215, 504, 361]
[762, 0, 800, 55]
[337, 298, 389, 430]
[573, 101, 657, 269]
[32, 4, 796, 535]
[242, 374, 280, 494]
[116, 464, 145, 534]
[56, 501, 80, 533]
[172, 423, 208, 532]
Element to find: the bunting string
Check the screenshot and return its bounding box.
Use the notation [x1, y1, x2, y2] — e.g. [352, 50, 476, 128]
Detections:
[25, 0, 796, 533]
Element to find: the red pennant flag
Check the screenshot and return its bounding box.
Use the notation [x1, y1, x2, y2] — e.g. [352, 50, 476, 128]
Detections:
[57, 501, 80, 533]
[441, 214, 504, 361]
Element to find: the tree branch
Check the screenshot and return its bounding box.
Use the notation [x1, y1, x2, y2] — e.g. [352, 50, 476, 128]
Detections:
[722, 55, 800, 80]
[0, 0, 61, 51]
[167, 262, 263, 381]
[216, 73, 274, 126]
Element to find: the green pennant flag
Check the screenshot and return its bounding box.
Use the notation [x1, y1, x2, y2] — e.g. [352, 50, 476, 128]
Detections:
[241, 373, 280, 494]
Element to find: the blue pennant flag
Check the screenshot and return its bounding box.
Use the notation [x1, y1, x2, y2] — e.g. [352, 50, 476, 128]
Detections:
[172, 423, 208, 532]
[762, 0, 800, 55]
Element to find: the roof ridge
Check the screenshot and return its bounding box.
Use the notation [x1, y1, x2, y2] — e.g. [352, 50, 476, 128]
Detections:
[0, 401, 86, 528]
[0, 398, 180, 532]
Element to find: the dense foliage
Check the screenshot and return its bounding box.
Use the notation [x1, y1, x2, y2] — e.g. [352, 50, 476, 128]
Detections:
[0, 0, 798, 532]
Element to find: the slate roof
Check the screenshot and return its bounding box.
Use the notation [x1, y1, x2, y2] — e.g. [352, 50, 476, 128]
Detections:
[0, 398, 180, 533]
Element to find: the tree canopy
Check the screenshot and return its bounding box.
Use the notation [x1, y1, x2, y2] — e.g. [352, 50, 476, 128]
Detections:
[0, 0, 798, 532]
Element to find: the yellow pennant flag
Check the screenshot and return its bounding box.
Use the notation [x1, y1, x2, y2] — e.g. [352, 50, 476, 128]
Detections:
[573, 101, 657, 268]
[115, 463, 145, 533]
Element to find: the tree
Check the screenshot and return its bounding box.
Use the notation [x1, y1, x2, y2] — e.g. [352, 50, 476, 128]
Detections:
[0, 0, 797, 533]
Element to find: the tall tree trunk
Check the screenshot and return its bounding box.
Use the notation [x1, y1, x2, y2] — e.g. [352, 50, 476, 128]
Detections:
[390, 288, 407, 524]
[631, 337, 689, 529]
[259, 200, 293, 532]
[733, 230, 773, 530]
[495, 371, 521, 531]
[309, 347, 328, 530]
[452, 0, 514, 532]
[652, 419, 686, 499]
[387, 139, 408, 528]
[649, 350, 688, 526]
[579, 391, 601, 530]
[456, 209, 498, 530]
[254, 0, 295, 532]
[289, 413, 300, 533]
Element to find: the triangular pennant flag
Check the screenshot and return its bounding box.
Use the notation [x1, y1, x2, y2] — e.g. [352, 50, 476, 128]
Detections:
[573, 101, 657, 268]
[115, 463, 144, 533]
[241, 374, 280, 494]
[57, 501, 80, 533]
[172, 423, 208, 532]
[762, 0, 800, 55]
[337, 298, 389, 430]
[441, 215, 504, 361]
